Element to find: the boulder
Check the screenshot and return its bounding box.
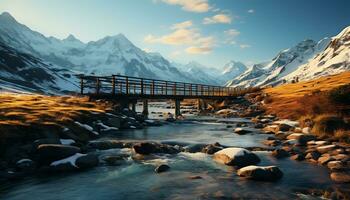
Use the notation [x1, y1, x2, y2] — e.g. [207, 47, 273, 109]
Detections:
[330, 172, 350, 183]
[75, 154, 99, 169]
[278, 123, 293, 132]
[305, 151, 321, 161]
[263, 140, 281, 147]
[213, 148, 260, 168]
[184, 144, 207, 153]
[102, 155, 128, 166]
[32, 138, 61, 150]
[271, 149, 290, 159]
[15, 159, 36, 172]
[333, 154, 350, 162]
[317, 145, 337, 154]
[318, 154, 335, 165]
[35, 144, 80, 165]
[237, 165, 283, 181]
[263, 125, 279, 133]
[133, 142, 179, 155]
[254, 123, 264, 129]
[155, 164, 170, 173]
[286, 134, 316, 145]
[234, 128, 251, 135]
[307, 140, 328, 146]
[282, 139, 298, 146]
[201, 143, 223, 155]
[291, 154, 305, 161]
[87, 140, 124, 150]
[327, 161, 347, 171]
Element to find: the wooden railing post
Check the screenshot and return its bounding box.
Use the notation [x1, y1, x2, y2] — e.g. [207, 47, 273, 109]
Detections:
[80, 76, 84, 95]
[165, 81, 168, 95]
[152, 80, 155, 95]
[174, 83, 177, 95]
[125, 77, 129, 95]
[96, 77, 100, 94]
[141, 78, 144, 95]
[183, 83, 186, 95]
[190, 84, 192, 96]
[112, 75, 116, 95]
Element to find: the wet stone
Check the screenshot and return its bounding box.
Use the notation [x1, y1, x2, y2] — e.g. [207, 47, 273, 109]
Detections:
[155, 164, 170, 173]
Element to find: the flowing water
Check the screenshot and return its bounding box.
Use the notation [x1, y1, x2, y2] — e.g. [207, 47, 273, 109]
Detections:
[0, 103, 335, 199]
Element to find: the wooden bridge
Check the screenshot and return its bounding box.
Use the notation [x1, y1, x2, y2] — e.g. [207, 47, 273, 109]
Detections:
[79, 74, 257, 117]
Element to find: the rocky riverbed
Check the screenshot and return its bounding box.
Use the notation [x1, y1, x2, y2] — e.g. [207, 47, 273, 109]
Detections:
[0, 100, 349, 199]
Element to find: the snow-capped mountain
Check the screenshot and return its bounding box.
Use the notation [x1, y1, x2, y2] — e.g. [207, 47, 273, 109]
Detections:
[0, 41, 78, 94]
[174, 61, 224, 85]
[0, 12, 206, 92]
[226, 26, 350, 88]
[284, 26, 350, 81]
[221, 61, 248, 81]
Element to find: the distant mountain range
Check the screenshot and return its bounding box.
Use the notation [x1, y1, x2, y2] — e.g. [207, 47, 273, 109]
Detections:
[0, 11, 349, 93]
[0, 12, 233, 93]
[226, 26, 350, 87]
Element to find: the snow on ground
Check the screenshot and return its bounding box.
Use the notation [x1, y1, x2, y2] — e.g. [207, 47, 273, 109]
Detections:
[50, 153, 86, 167]
[74, 121, 99, 135]
[97, 122, 119, 131]
[60, 139, 76, 145]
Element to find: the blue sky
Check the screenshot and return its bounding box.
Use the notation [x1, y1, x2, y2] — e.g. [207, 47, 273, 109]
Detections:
[1, 0, 349, 68]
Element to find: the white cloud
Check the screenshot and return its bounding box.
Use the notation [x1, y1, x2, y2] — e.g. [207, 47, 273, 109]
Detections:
[203, 14, 232, 24]
[223, 29, 240, 45]
[240, 44, 251, 49]
[224, 29, 240, 37]
[144, 21, 215, 54]
[248, 9, 255, 13]
[171, 20, 193, 30]
[161, 0, 210, 13]
[185, 46, 212, 54]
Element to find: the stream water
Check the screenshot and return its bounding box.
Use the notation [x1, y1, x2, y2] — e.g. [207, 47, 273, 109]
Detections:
[0, 103, 335, 199]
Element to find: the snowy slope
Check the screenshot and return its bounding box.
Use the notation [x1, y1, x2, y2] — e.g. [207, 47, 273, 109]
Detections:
[221, 61, 248, 81]
[0, 42, 78, 94]
[227, 26, 350, 88]
[174, 61, 224, 85]
[284, 26, 350, 81]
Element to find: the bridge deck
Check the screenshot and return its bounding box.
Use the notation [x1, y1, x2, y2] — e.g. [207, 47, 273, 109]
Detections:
[80, 75, 256, 100]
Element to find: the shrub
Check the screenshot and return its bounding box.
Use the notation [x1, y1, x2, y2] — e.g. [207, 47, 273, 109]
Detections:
[298, 92, 334, 116]
[311, 114, 349, 137]
[299, 115, 314, 127]
[334, 129, 350, 143]
[328, 84, 350, 105]
[263, 96, 273, 104]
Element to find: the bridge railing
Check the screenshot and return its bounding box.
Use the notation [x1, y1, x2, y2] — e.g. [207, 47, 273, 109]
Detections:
[79, 74, 258, 98]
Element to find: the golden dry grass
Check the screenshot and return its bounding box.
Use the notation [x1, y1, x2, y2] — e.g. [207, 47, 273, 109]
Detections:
[0, 93, 107, 127]
[263, 72, 350, 119]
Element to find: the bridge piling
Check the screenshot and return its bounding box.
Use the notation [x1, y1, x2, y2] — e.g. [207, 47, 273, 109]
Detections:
[175, 99, 181, 117]
[142, 99, 149, 118]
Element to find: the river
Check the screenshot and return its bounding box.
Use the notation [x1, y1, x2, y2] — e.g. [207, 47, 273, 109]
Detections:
[0, 102, 334, 199]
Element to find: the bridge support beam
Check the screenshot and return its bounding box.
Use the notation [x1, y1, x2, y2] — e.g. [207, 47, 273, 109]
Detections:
[175, 99, 181, 117]
[142, 99, 149, 118]
[131, 101, 136, 113]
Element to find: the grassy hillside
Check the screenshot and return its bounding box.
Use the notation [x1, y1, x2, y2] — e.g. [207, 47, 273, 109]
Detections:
[263, 71, 350, 119]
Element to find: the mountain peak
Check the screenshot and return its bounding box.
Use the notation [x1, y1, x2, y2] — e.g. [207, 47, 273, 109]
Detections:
[0, 12, 17, 23]
[65, 34, 77, 40]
